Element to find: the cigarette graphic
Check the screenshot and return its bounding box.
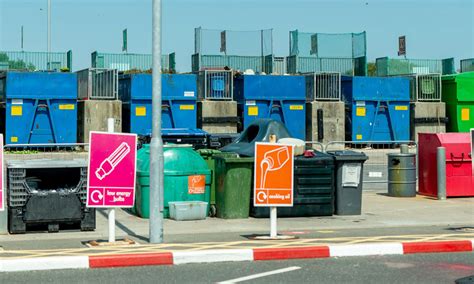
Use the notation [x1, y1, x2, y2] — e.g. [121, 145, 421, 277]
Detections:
[95, 142, 131, 180]
[260, 147, 290, 189]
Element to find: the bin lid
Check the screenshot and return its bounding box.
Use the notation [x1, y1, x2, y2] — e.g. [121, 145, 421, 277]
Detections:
[162, 128, 209, 137]
[197, 149, 222, 157]
[295, 151, 334, 164]
[328, 150, 368, 162]
[418, 133, 472, 162]
[215, 155, 254, 163]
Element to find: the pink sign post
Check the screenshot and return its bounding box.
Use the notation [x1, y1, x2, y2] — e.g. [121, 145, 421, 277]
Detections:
[87, 132, 137, 208]
[0, 134, 4, 211]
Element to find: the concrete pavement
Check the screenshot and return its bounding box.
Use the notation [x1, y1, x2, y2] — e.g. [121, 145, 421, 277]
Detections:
[0, 190, 472, 248]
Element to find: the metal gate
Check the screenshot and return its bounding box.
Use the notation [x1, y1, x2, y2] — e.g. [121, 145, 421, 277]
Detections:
[77, 68, 118, 100]
[305, 72, 341, 101]
[197, 70, 233, 100]
[415, 73, 441, 102]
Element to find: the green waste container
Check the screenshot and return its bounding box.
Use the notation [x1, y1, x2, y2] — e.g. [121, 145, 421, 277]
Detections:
[215, 155, 254, 219]
[442, 72, 474, 132]
[197, 149, 239, 216]
[136, 144, 211, 218]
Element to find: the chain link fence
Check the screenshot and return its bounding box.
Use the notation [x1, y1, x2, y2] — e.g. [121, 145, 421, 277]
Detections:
[193, 27, 273, 73]
[91, 51, 176, 73]
[287, 30, 367, 75]
[376, 57, 455, 76]
[0, 50, 72, 71]
[460, 58, 474, 73]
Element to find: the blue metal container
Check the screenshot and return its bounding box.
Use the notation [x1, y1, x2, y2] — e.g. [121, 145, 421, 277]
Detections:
[341, 76, 410, 142]
[119, 74, 198, 135]
[233, 75, 306, 140]
[0, 71, 77, 144]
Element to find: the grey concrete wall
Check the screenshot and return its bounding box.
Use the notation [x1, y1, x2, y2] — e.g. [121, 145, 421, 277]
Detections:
[411, 102, 446, 141]
[78, 100, 122, 143]
[198, 101, 238, 134]
[306, 101, 345, 144]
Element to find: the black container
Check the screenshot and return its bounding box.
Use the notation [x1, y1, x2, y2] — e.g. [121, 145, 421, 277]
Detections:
[250, 151, 335, 217]
[7, 160, 96, 234]
[328, 150, 368, 215]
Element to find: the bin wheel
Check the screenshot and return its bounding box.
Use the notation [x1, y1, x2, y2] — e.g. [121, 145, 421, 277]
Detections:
[210, 205, 217, 217]
[48, 223, 59, 233]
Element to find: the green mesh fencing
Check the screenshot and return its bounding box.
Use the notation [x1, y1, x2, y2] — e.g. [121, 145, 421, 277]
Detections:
[0, 50, 72, 71]
[287, 30, 366, 75]
[376, 57, 455, 76]
[193, 27, 273, 73]
[460, 58, 474, 73]
[91, 52, 176, 73]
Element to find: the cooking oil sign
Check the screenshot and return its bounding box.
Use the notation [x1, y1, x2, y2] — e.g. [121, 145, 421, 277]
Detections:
[254, 143, 294, 207]
[188, 175, 206, 194]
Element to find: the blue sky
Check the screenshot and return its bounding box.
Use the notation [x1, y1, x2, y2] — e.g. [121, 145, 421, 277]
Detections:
[0, 0, 473, 72]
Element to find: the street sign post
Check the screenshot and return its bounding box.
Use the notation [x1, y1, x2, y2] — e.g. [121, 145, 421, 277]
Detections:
[254, 142, 294, 238]
[0, 134, 4, 211]
[87, 129, 137, 243]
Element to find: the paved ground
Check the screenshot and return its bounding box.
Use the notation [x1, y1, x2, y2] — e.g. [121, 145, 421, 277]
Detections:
[0, 191, 471, 249]
[1, 253, 473, 284]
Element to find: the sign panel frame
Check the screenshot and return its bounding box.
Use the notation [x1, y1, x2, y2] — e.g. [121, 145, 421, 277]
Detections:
[253, 142, 294, 207]
[86, 131, 137, 208]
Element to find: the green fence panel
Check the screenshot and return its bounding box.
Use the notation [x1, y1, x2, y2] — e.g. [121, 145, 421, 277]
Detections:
[0, 50, 72, 71]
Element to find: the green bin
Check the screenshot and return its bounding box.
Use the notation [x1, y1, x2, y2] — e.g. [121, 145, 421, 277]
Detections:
[442, 72, 474, 132]
[197, 149, 238, 216]
[136, 144, 211, 218]
[214, 156, 254, 219]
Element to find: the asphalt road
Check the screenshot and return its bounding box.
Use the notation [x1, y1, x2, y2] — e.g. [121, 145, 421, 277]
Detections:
[1, 253, 473, 284]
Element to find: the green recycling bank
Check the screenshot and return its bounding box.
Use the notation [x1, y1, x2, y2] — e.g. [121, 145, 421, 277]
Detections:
[135, 144, 211, 218]
[442, 72, 474, 132]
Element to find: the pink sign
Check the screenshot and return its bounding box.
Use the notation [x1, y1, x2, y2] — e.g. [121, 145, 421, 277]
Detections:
[87, 132, 137, 208]
[0, 134, 4, 211]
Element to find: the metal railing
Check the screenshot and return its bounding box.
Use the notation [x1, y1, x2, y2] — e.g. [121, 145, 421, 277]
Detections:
[287, 56, 360, 76]
[0, 50, 72, 71]
[272, 57, 286, 75]
[77, 68, 118, 100]
[415, 74, 441, 102]
[324, 140, 418, 185]
[305, 72, 341, 101]
[197, 70, 233, 100]
[460, 58, 474, 73]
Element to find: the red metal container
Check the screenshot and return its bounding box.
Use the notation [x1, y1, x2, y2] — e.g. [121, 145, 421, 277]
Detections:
[418, 133, 474, 197]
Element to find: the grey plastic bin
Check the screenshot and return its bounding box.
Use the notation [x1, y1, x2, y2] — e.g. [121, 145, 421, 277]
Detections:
[328, 150, 368, 215]
[169, 201, 208, 221]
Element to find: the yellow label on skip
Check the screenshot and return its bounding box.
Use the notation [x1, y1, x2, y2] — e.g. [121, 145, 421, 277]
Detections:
[11, 106, 22, 116]
[248, 106, 258, 116]
[461, 108, 470, 121]
[180, 105, 195, 110]
[395, 105, 408, 111]
[135, 106, 146, 116]
[11, 136, 18, 143]
[59, 104, 75, 110]
[290, 105, 303, 110]
[356, 107, 366, 117]
[356, 134, 363, 140]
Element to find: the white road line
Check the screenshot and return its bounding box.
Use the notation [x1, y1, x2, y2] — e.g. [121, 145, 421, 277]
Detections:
[217, 266, 302, 283]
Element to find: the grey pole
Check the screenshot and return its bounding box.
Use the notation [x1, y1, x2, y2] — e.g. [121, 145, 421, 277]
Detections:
[436, 147, 446, 200]
[47, 0, 51, 66]
[150, 0, 164, 243]
[400, 144, 409, 154]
